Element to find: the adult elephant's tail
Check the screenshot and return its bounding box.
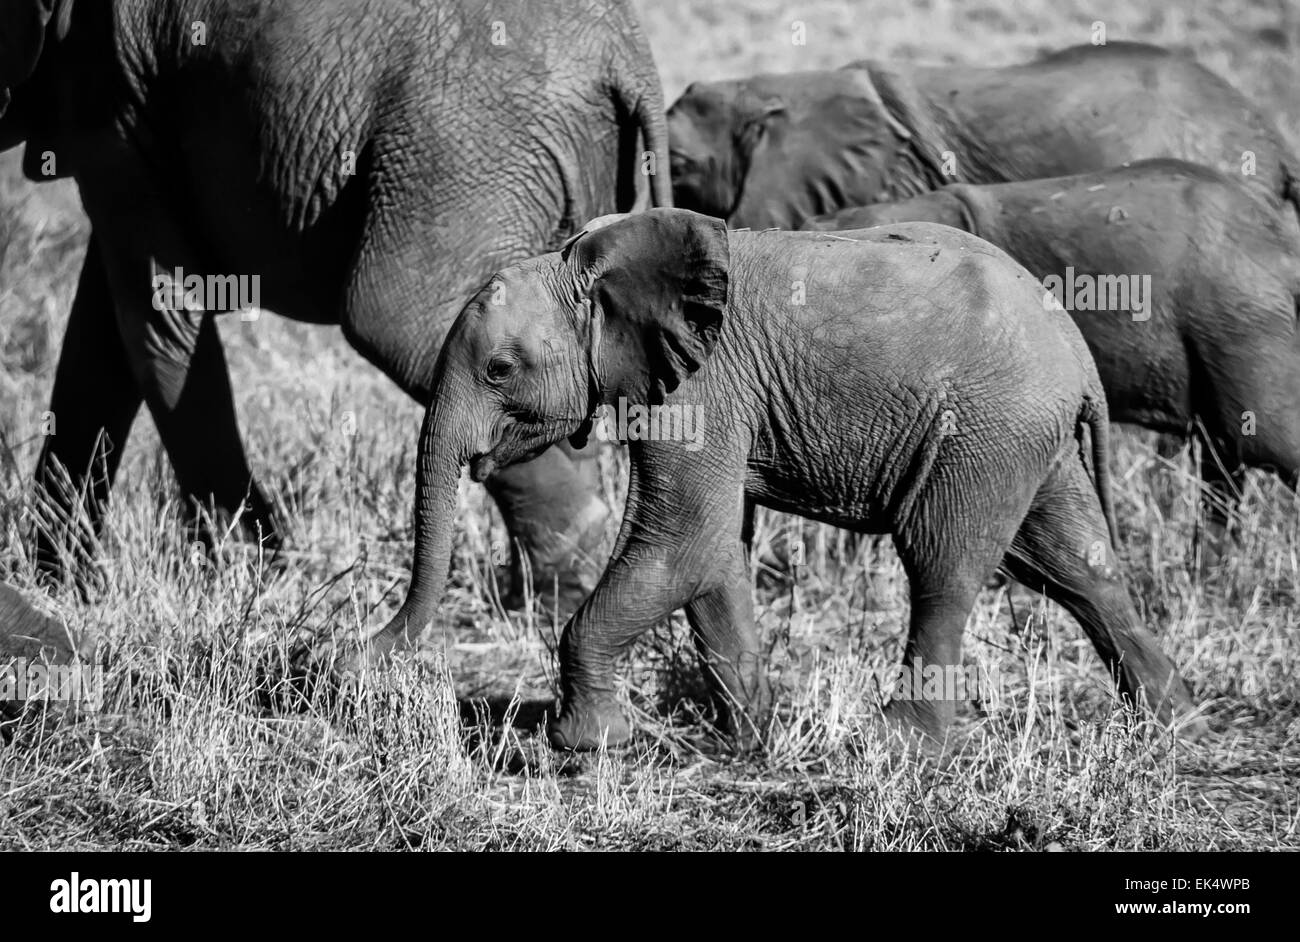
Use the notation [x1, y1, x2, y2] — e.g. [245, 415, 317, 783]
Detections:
[611, 25, 673, 211]
[632, 86, 674, 209]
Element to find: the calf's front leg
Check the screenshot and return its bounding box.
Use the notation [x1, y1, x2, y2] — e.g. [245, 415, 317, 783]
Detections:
[683, 542, 770, 746]
[548, 544, 692, 750]
[548, 454, 757, 751]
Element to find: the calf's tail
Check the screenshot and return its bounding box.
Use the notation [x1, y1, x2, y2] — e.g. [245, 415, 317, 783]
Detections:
[1080, 395, 1121, 550]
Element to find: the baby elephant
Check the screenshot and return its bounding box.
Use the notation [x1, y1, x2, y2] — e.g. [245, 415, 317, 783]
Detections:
[804, 158, 1300, 520]
[365, 208, 1199, 750]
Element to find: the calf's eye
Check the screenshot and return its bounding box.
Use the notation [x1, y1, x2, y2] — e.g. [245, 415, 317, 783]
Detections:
[486, 357, 515, 382]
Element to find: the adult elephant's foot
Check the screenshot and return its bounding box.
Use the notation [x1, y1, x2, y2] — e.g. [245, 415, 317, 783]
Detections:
[547, 695, 631, 751]
[185, 489, 283, 563]
[1193, 516, 1235, 579]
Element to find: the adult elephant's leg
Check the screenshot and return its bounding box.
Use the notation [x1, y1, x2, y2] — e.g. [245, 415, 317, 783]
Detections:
[1193, 342, 1300, 565]
[100, 257, 277, 555]
[75, 163, 279, 557]
[169, 316, 278, 551]
[33, 236, 143, 587]
[1193, 429, 1245, 567]
[1002, 456, 1200, 733]
[1240, 403, 1300, 494]
[482, 439, 610, 609]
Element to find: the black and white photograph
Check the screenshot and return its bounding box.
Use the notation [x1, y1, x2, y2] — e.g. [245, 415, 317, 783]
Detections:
[0, 0, 1294, 890]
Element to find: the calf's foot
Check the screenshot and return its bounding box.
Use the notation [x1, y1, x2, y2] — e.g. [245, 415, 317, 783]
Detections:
[547, 694, 630, 751]
[882, 696, 957, 753]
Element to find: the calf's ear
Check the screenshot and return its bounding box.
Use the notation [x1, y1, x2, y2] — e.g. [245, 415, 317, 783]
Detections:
[566, 208, 730, 404]
[560, 213, 631, 253]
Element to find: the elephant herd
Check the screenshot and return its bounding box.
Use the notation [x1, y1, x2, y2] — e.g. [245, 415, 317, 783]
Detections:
[3, 1, 1298, 751]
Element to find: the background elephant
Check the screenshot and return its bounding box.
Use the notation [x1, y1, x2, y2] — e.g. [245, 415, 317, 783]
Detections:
[1, 0, 670, 604]
[667, 41, 1300, 231]
[365, 208, 1198, 750]
[803, 158, 1300, 544]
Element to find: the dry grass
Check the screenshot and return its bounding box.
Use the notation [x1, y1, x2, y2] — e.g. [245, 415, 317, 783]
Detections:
[1, 0, 1298, 850]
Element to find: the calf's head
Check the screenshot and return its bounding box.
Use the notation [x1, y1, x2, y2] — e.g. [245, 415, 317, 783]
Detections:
[380, 209, 730, 638]
[448, 209, 732, 481]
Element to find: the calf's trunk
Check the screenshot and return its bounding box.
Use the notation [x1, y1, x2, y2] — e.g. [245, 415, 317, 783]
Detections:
[376, 378, 472, 649]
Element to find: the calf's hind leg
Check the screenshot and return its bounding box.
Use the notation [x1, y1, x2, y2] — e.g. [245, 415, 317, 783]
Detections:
[885, 474, 1033, 744]
[683, 539, 769, 746]
[880, 566, 980, 743]
[1001, 456, 1201, 733]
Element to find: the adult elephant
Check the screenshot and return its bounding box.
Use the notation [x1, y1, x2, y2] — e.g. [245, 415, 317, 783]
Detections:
[804, 158, 1300, 551]
[667, 41, 1300, 231]
[1, 0, 671, 605]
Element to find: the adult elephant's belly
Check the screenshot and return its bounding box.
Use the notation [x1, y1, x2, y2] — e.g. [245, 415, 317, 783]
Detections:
[183, 208, 362, 328]
[172, 185, 365, 327]
[167, 93, 372, 325]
